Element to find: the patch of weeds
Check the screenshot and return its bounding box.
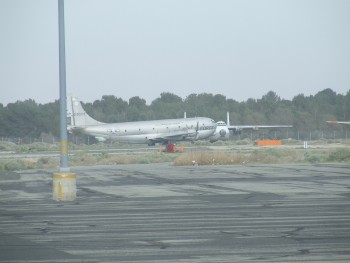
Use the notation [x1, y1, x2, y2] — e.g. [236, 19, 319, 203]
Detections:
[304, 153, 321, 163]
[3, 160, 27, 171]
[38, 157, 50, 165]
[97, 152, 109, 160]
[327, 148, 350, 162]
[174, 152, 247, 166]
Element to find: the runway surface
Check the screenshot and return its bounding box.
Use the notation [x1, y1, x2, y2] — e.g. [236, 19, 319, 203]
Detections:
[0, 163, 349, 262]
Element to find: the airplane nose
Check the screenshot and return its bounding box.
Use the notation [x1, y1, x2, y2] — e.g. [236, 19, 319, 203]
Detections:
[219, 129, 226, 137]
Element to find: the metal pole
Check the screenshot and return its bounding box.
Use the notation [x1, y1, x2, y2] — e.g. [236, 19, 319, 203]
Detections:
[53, 0, 76, 201]
[58, 0, 69, 172]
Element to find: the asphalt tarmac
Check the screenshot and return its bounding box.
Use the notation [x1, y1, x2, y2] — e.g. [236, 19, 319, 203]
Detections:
[0, 163, 349, 262]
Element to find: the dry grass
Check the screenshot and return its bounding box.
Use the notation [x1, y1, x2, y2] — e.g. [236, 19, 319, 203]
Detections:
[174, 151, 248, 166]
[69, 152, 174, 166]
[1, 141, 349, 171]
[174, 147, 327, 166]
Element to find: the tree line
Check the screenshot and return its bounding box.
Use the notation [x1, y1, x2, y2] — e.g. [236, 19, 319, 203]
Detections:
[0, 88, 349, 140]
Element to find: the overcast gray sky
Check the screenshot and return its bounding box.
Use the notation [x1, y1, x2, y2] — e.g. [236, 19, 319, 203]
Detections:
[1, 0, 349, 105]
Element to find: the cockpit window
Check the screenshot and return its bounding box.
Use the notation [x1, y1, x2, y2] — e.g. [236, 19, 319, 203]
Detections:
[217, 121, 227, 126]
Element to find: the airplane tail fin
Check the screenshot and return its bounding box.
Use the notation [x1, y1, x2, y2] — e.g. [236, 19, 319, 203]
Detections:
[67, 96, 104, 129]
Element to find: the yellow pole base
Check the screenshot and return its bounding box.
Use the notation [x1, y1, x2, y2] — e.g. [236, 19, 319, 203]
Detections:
[52, 173, 77, 201]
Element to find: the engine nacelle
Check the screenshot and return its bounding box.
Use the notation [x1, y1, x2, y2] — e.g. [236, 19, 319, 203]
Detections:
[209, 121, 230, 142]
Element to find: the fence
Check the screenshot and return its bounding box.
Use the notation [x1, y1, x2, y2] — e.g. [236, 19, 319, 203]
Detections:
[232, 129, 350, 141]
[1, 129, 350, 145]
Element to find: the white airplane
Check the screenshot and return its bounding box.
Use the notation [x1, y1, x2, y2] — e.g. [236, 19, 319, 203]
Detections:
[67, 96, 217, 146]
[326, 120, 350, 125]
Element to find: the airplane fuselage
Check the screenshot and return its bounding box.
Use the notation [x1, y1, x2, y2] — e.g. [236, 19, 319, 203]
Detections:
[80, 117, 216, 144]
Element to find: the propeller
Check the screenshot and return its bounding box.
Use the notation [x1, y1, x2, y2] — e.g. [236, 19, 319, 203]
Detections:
[195, 121, 200, 140]
[186, 121, 200, 142]
[219, 129, 227, 137]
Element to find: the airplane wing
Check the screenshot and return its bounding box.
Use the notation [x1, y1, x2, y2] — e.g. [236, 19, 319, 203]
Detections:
[225, 112, 292, 132]
[228, 125, 292, 131]
[326, 121, 350, 125]
[148, 130, 197, 144]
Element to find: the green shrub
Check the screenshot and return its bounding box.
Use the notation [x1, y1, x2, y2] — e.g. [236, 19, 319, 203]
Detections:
[304, 153, 321, 163]
[37, 157, 50, 165]
[97, 152, 109, 160]
[4, 160, 27, 171]
[0, 142, 17, 151]
[327, 149, 350, 162]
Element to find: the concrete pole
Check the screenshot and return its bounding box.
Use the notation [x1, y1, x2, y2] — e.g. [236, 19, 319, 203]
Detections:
[53, 0, 76, 201]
